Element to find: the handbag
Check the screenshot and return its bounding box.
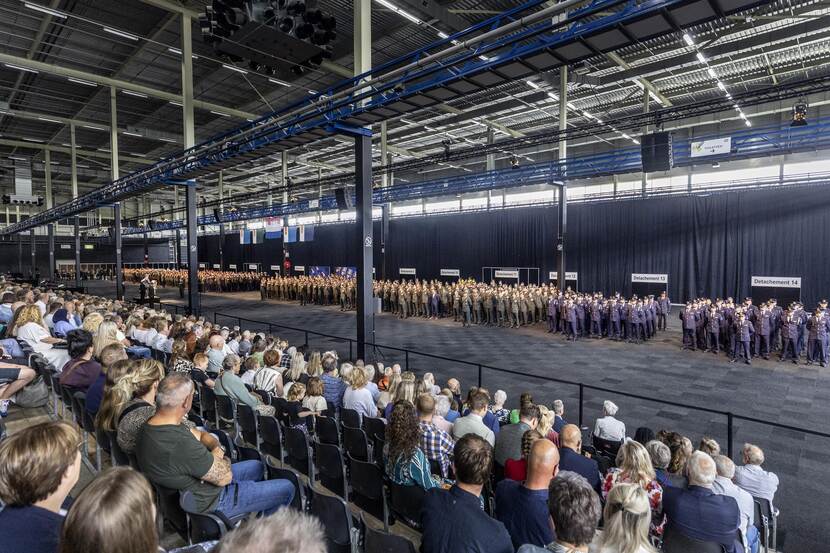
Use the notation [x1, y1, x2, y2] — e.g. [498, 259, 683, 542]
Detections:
[14, 375, 49, 408]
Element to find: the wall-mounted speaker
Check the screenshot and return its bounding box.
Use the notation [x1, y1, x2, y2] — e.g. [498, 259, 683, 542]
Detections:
[641, 132, 673, 173]
[213, 208, 221, 223]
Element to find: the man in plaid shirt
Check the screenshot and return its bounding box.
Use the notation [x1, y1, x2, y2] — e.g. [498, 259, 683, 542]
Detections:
[418, 393, 454, 478]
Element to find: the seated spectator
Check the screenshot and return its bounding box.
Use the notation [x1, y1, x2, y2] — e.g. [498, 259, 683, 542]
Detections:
[0, 421, 81, 553]
[169, 339, 194, 373]
[377, 372, 399, 410]
[452, 390, 495, 446]
[552, 399, 566, 433]
[517, 471, 602, 553]
[495, 401, 540, 467]
[149, 318, 173, 353]
[733, 443, 779, 506]
[60, 467, 158, 553]
[253, 349, 283, 397]
[602, 440, 665, 539]
[559, 424, 601, 493]
[240, 356, 260, 386]
[206, 334, 226, 376]
[634, 427, 655, 446]
[538, 405, 559, 446]
[645, 440, 674, 489]
[190, 353, 215, 390]
[510, 392, 533, 424]
[320, 355, 345, 410]
[211, 508, 326, 553]
[137, 373, 295, 519]
[505, 429, 544, 481]
[0, 291, 15, 324]
[81, 312, 104, 335]
[432, 394, 454, 434]
[496, 439, 560, 549]
[92, 321, 131, 358]
[446, 377, 462, 406]
[108, 359, 166, 455]
[462, 387, 500, 436]
[342, 366, 378, 420]
[661, 431, 691, 489]
[283, 351, 308, 391]
[237, 330, 252, 357]
[285, 382, 314, 433]
[85, 349, 130, 416]
[0, 361, 36, 418]
[215, 354, 275, 416]
[423, 372, 440, 396]
[302, 377, 327, 414]
[699, 436, 721, 457]
[422, 434, 512, 553]
[386, 400, 441, 491]
[490, 389, 510, 425]
[52, 308, 77, 338]
[713, 455, 758, 553]
[12, 304, 70, 369]
[591, 483, 659, 553]
[662, 451, 742, 553]
[58, 329, 102, 392]
[384, 379, 415, 420]
[417, 393, 454, 478]
[593, 400, 625, 442]
[363, 364, 380, 402]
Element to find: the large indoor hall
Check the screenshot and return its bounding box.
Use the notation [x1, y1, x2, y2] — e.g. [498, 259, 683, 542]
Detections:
[1, 0, 829, 552]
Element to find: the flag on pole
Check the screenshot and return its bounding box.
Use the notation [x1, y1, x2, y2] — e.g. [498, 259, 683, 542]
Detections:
[265, 224, 282, 239]
[239, 229, 252, 244]
[252, 229, 265, 244]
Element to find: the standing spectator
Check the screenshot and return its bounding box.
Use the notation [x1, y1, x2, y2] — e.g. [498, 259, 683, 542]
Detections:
[517, 472, 602, 553]
[0, 421, 81, 553]
[602, 440, 666, 539]
[662, 451, 742, 553]
[593, 400, 625, 442]
[342, 366, 378, 420]
[733, 443, 779, 506]
[495, 402, 540, 467]
[59, 467, 159, 553]
[496, 439, 560, 549]
[452, 390, 495, 446]
[386, 400, 441, 491]
[421, 434, 513, 553]
[713, 455, 758, 553]
[591, 483, 659, 553]
[417, 393, 454, 478]
[559, 424, 602, 493]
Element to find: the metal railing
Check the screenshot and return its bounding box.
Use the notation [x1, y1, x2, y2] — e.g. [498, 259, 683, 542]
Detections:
[210, 310, 830, 459]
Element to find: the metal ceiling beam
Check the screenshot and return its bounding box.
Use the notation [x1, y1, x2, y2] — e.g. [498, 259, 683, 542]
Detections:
[0, 139, 153, 164]
[0, 52, 258, 120]
[137, 0, 200, 18]
[395, 0, 473, 34]
[604, 51, 672, 106]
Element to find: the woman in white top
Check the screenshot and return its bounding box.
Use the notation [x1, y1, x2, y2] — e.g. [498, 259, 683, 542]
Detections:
[589, 483, 659, 553]
[93, 321, 131, 359]
[13, 304, 70, 370]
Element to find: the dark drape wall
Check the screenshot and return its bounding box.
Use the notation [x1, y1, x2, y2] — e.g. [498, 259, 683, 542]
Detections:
[0, 238, 170, 275]
[196, 186, 830, 306]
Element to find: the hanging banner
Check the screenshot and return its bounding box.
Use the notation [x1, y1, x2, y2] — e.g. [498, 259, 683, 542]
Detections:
[440, 269, 460, 277]
[690, 137, 731, 157]
[494, 270, 519, 279]
[335, 267, 357, 279]
[399, 268, 416, 276]
[60, 244, 71, 250]
[309, 266, 331, 277]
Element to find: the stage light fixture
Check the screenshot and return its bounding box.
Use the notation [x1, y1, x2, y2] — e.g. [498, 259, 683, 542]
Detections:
[510, 155, 520, 168]
[791, 100, 808, 127]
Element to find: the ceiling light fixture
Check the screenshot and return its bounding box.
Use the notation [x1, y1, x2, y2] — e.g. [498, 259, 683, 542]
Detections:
[4, 63, 38, 74]
[82, 124, 104, 130]
[37, 116, 62, 123]
[210, 110, 230, 117]
[103, 27, 139, 41]
[682, 33, 695, 46]
[122, 131, 143, 137]
[221, 63, 248, 74]
[526, 80, 540, 89]
[707, 67, 716, 78]
[374, 0, 422, 24]
[695, 52, 706, 63]
[67, 77, 97, 86]
[122, 90, 148, 98]
[24, 2, 66, 18]
[268, 77, 291, 87]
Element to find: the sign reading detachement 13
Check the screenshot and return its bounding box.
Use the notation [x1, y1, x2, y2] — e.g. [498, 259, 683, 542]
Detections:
[631, 273, 668, 283]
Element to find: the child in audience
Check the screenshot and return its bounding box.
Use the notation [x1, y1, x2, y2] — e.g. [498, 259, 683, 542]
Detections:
[190, 352, 214, 389]
[303, 377, 328, 415]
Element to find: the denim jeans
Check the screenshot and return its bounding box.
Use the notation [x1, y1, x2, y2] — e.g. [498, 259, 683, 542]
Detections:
[214, 460, 295, 518]
[747, 525, 760, 553]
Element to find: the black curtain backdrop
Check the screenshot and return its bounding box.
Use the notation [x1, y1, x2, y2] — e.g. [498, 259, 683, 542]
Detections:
[196, 186, 830, 306]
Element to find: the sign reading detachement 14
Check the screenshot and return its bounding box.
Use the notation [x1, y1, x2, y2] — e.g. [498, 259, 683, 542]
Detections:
[751, 276, 801, 288]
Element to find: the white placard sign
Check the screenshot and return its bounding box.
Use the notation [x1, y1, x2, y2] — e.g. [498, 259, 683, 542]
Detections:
[248, 264, 258, 270]
[229, 264, 237, 269]
[199, 263, 207, 268]
[751, 276, 801, 288]
[213, 264, 220, 269]
[308, 199, 319, 209]
[690, 137, 731, 158]
[295, 266, 305, 272]
[399, 268, 416, 276]
[549, 271, 578, 280]
[494, 270, 519, 279]
[60, 244, 71, 250]
[631, 273, 668, 283]
[270, 265, 280, 271]
[440, 269, 460, 277]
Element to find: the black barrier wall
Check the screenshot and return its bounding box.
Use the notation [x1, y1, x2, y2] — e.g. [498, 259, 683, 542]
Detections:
[197, 185, 830, 306]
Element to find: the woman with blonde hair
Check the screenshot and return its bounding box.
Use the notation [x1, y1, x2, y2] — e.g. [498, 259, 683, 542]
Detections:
[602, 440, 665, 539]
[81, 312, 104, 335]
[538, 404, 560, 446]
[60, 467, 159, 553]
[12, 304, 70, 369]
[306, 351, 322, 377]
[384, 379, 416, 420]
[591, 483, 659, 553]
[342, 366, 377, 419]
[377, 372, 401, 411]
[93, 320, 130, 359]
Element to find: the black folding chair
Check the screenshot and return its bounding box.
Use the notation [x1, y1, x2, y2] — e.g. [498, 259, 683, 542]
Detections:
[58, 383, 76, 422]
[754, 497, 778, 553]
[314, 441, 348, 500]
[284, 426, 314, 480]
[343, 425, 370, 462]
[388, 481, 426, 531]
[199, 384, 218, 427]
[372, 432, 386, 470]
[258, 414, 285, 464]
[363, 514, 417, 553]
[151, 482, 188, 541]
[315, 416, 340, 446]
[254, 388, 273, 405]
[347, 452, 389, 529]
[42, 367, 60, 418]
[106, 430, 132, 467]
[214, 395, 239, 436]
[265, 459, 305, 512]
[662, 525, 726, 553]
[362, 416, 386, 442]
[592, 434, 623, 460]
[273, 397, 291, 427]
[236, 403, 260, 447]
[308, 484, 355, 553]
[179, 491, 239, 544]
[340, 407, 361, 429]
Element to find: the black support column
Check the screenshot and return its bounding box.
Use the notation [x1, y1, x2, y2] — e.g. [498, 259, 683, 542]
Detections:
[380, 203, 389, 281]
[175, 229, 182, 268]
[29, 229, 36, 279]
[74, 216, 81, 288]
[218, 223, 225, 270]
[556, 183, 567, 289]
[355, 134, 374, 360]
[17, 233, 22, 275]
[185, 183, 200, 316]
[47, 224, 55, 281]
[114, 203, 123, 300]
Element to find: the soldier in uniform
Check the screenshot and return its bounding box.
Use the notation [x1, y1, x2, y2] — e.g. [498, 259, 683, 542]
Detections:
[807, 307, 830, 366]
[589, 299, 602, 338]
[681, 302, 698, 350]
[731, 311, 754, 364]
[779, 310, 800, 364]
[461, 292, 472, 327]
[755, 303, 772, 360]
[705, 305, 723, 354]
[657, 291, 671, 331]
[547, 294, 557, 333]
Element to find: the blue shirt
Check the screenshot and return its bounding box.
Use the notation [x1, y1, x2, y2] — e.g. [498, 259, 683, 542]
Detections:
[0, 505, 64, 553]
[321, 373, 346, 409]
[0, 304, 13, 324]
[421, 485, 513, 553]
[53, 319, 76, 337]
[445, 409, 460, 422]
[495, 480, 555, 549]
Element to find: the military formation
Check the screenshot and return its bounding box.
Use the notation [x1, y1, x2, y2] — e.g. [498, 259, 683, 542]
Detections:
[679, 297, 830, 366]
[124, 269, 264, 292]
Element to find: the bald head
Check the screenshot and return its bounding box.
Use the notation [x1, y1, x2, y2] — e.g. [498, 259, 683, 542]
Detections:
[525, 438, 559, 490]
[560, 424, 582, 451]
